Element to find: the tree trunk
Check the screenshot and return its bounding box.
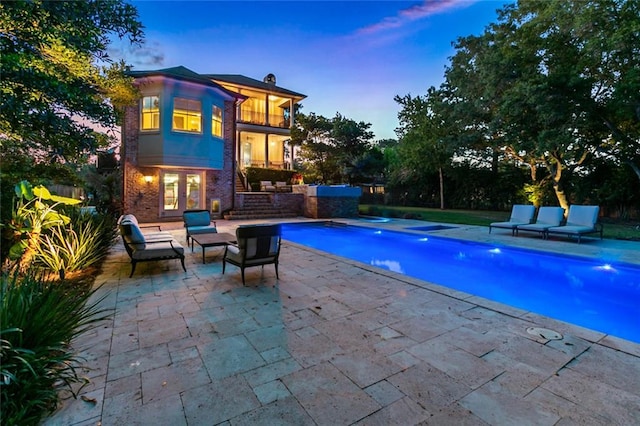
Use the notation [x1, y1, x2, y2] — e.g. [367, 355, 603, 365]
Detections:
[17, 233, 40, 273]
[550, 162, 570, 215]
[624, 159, 640, 182]
[438, 166, 445, 210]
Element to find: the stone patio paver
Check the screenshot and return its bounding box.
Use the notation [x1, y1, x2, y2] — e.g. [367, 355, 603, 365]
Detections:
[43, 219, 640, 425]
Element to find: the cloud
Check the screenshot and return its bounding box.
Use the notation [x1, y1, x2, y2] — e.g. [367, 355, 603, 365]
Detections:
[107, 39, 165, 69]
[356, 0, 473, 36]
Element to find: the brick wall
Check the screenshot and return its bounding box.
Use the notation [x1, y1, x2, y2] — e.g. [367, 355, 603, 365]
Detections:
[120, 99, 236, 223]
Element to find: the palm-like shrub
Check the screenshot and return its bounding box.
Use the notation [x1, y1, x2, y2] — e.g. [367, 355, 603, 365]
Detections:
[33, 212, 118, 279]
[0, 270, 112, 425]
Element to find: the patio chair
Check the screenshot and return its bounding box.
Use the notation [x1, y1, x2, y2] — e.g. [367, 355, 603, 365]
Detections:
[275, 181, 292, 192]
[516, 206, 565, 238]
[182, 209, 217, 250]
[489, 204, 536, 236]
[119, 221, 186, 277]
[117, 214, 173, 239]
[260, 180, 276, 192]
[222, 224, 281, 285]
[546, 205, 603, 243]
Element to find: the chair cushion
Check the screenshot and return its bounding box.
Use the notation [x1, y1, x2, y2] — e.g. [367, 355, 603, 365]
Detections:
[187, 225, 217, 235]
[510, 205, 536, 222]
[534, 207, 564, 226]
[225, 245, 242, 262]
[547, 225, 595, 235]
[490, 221, 526, 229]
[119, 223, 146, 245]
[130, 241, 184, 260]
[566, 206, 599, 227]
[183, 210, 211, 227]
[118, 214, 139, 226]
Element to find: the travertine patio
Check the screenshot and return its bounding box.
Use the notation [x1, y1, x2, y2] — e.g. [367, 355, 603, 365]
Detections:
[45, 218, 640, 425]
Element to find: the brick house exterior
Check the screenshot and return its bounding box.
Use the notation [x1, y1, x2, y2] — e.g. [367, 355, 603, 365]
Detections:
[120, 66, 305, 222]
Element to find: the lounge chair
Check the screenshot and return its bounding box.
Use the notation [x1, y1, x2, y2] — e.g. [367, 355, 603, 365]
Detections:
[119, 218, 186, 277]
[489, 204, 536, 236]
[546, 205, 603, 243]
[117, 214, 173, 239]
[516, 206, 565, 238]
[183, 209, 217, 250]
[222, 224, 281, 285]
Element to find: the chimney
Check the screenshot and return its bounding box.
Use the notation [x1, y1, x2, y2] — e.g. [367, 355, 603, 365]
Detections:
[263, 73, 276, 85]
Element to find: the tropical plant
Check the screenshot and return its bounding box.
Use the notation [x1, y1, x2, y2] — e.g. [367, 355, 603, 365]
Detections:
[3, 181, 81, 272]
[0, 270, 112, 425]
[33, 212, 118, 279]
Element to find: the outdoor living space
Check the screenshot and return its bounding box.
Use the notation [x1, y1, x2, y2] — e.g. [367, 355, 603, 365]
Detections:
[46, 218, 640, 425]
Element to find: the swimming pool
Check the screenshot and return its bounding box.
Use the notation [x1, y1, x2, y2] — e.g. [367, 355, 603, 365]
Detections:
[281, 222, 640, 343]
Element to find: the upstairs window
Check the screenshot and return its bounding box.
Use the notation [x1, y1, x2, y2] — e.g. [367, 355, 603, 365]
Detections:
[141, 95, 159, 130]
[172, 98, 201, 133]
[212, 105, 223, 138]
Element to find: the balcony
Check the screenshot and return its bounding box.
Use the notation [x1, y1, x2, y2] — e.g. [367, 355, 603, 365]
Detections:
[239, 110, 290, 128]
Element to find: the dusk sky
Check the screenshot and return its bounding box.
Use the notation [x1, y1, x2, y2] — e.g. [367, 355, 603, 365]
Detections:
[113, 0, 512, 141]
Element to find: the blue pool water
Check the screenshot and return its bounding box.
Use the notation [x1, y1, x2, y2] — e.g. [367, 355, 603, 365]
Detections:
[281, 222, 640, 343]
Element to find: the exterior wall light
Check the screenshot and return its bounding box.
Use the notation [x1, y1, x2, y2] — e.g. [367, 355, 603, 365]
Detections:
[144, 175, 153, 183]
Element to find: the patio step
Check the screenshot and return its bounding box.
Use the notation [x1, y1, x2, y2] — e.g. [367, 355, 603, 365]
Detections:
[225, 192, 298, 220]
[223, 209, 298, 220]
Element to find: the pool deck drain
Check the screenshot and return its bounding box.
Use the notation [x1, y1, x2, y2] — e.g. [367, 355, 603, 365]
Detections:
[527, 327, 563, 340]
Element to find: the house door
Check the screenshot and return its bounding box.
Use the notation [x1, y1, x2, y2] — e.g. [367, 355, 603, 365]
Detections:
[161, 172, 203, 217]
[242, 142, 252, 168]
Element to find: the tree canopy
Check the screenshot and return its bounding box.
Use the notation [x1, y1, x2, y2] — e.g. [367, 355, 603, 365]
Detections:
[0, 0, 143, 165]
[393, 0, 639, 211]
[293, 112, 376, 184]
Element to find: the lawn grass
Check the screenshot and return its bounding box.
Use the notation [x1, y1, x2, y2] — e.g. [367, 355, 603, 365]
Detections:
[359, 204, 640, 241]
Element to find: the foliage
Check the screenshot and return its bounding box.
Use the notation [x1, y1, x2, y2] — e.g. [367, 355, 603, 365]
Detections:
[33, 211, 118, 279]
[246, 168, 298, 191]
[443, 0, 640, 209]
[0, 0, 143, 161]
[0, 270, 112, 425]
[393, 87, 460, 209]
[293, 112, 376, 183]
[80, 165, 123, 218]
[3, 181, 81, 272]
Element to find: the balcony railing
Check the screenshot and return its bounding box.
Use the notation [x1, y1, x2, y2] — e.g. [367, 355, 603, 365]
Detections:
[239, 110, 290, 128]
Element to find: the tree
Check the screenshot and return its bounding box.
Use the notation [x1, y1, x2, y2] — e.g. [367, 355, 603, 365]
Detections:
[294, 112, 375, 183]
[0, 0, 143, 165]
[331, 113, 375, 184]
[445, 0, 640, 210]
[294, 113, 336, 183]
[394, 87, 458, 209]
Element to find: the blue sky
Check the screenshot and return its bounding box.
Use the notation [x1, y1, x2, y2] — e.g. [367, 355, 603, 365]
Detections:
[114, 0, 512, 140]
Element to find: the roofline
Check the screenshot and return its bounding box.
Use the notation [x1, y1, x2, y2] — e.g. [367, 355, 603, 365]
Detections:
[206, 74, 307, 101]
[127, 68, 247, 102]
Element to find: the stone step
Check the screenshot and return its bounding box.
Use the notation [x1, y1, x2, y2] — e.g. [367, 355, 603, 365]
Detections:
[224, 211, 298, 220]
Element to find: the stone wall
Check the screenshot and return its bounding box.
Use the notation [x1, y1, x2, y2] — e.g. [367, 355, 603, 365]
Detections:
[305, 196, 359, 219]
[295, 185, 361, 219]
[274, 193, 304, 215]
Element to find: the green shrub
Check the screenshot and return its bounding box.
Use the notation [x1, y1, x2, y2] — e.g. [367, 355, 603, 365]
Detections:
[33, 211, 118, 279]
[0, 270, 112, 425]
[246, 167, 298, 186]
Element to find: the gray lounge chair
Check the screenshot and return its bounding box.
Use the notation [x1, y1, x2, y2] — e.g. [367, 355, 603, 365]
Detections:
[546, 205, 603, 243]
[119, 219, 186, 277]
[516, 206, 565, 238]
[489, 204, 536, 236]
[222, 224, 281, 285]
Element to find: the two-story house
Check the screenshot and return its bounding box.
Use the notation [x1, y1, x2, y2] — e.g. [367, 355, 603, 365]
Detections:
[121, 66, 306, 222]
